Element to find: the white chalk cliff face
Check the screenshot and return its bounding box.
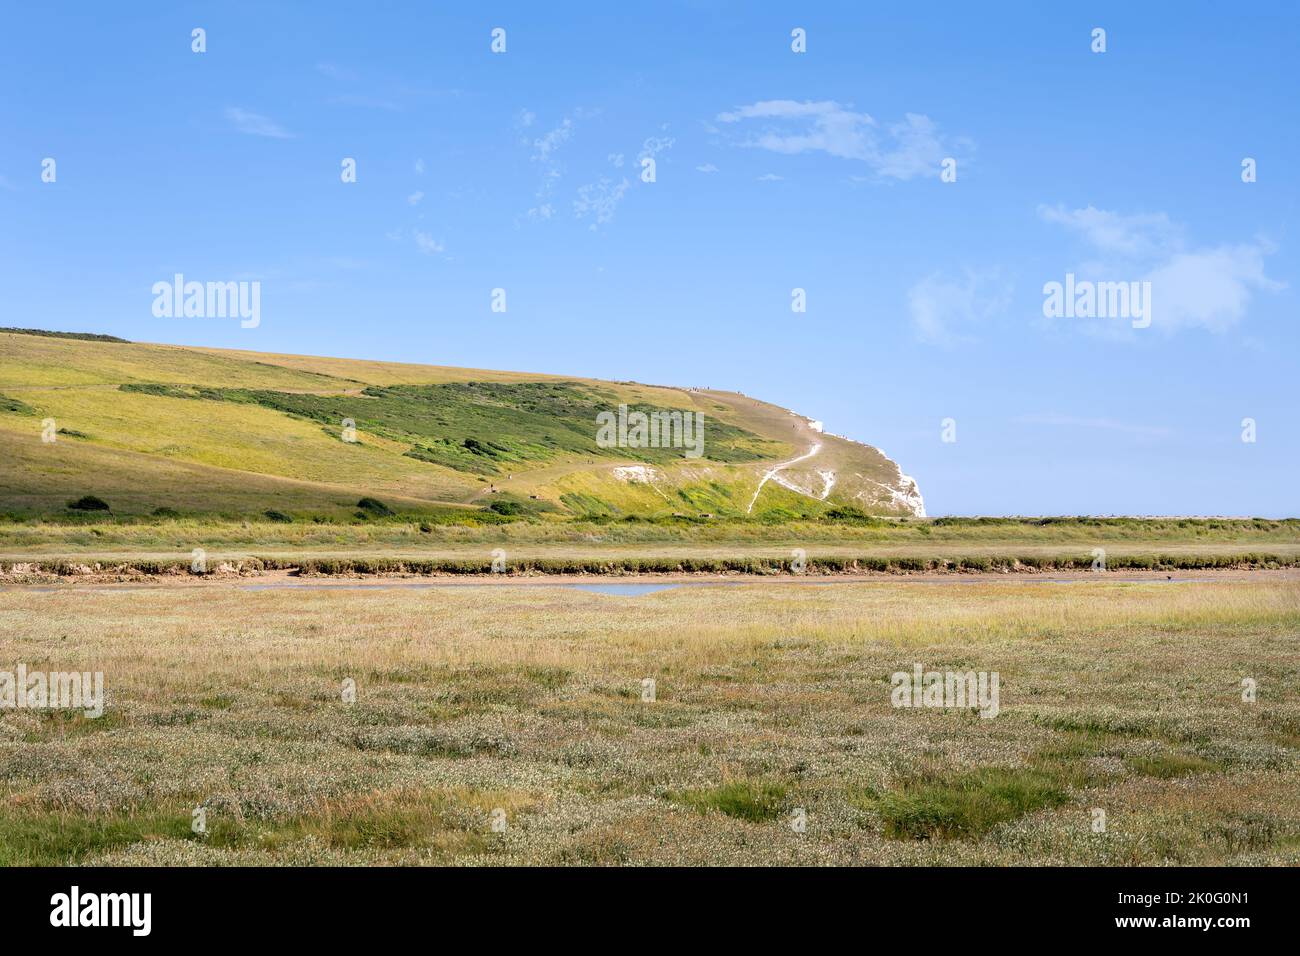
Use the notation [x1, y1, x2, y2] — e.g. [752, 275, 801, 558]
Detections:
[789, 446, 927, 518]
[747, 411, 926, 518]
[893, 472, 927, 517]
[867, 468, 926, 518]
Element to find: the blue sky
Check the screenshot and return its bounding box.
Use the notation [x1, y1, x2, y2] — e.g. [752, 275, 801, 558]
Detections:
[2, 2, 1296, 516]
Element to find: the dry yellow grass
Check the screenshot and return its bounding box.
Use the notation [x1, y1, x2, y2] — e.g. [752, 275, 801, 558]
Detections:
[1, 578, 1296, 865]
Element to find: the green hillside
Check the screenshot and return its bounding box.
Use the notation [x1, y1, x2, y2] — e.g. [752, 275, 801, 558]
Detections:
[0, 329, 921, 521]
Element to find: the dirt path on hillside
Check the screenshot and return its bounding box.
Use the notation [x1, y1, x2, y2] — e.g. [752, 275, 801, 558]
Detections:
[694, 390, 830, 514]
[746, 441, 823, 513]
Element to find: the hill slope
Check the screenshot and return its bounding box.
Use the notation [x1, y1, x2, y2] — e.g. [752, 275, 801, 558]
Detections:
[0, 330, 923, 519]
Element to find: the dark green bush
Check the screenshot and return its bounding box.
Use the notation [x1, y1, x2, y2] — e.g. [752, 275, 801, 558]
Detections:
[66, 495, 110, 512]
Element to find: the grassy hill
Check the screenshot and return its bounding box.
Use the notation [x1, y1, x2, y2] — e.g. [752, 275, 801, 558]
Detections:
[0, 329, 921, 522]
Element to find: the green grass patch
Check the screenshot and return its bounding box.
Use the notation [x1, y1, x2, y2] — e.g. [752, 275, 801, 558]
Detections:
[116, 380, 774, 476]
[14, 709, 127, 742]
[0, 809, 192, 865]
[861, 729, 1225, 842]
[1125, 752, 1222, 779]
[669, 781, 788, 822]
[0, 789, 499, 864]
[0, 393, 35, 414]
[864, 766, 1069, 840]
[861, 730, 1124, 841]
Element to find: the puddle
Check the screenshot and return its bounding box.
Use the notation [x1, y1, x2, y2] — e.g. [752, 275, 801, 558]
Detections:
[565, 583, 681, 596]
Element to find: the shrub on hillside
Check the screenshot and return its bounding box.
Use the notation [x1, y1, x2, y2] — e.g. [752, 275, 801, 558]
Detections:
[823, 506, 883, 525]
[263, 509, 293, 523]
[0, 394, 35, 414]
[67, 495, 110, 512]
[356, 497, 394, 517]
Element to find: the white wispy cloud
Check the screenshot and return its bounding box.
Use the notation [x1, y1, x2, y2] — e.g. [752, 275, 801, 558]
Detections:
[532, 117, 575, 162]
[573, 178, 630, 229]
[715, 100, 960, 180]
[413, 231, 445, 255]
[1143, 243, 1282, 333]
[572, 133, 673, 229]
[875, 113, 949, 180]
[755, 173, 783, 182]
[1036, 204, 1179, 259]
[414, 158, 425, 174]
[519, 112, 664, 229]
[696, 163, 719, 174]
[407, 191, 425, 206]
[1038, 204, 1283, 333]
[525, 113, 580, 220]
[224, 107, 292, 139]
[638, 135, 675, 161]
[908, 269, 1011, 347]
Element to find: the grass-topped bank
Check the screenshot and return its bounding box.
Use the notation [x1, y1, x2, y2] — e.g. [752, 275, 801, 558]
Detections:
[3, 551, 1299, 581]
[1, 514, 1296, 577]
[1, 513, 1296, 555]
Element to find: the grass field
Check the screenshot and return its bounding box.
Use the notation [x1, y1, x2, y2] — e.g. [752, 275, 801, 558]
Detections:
[1, 576, 1296, 865]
